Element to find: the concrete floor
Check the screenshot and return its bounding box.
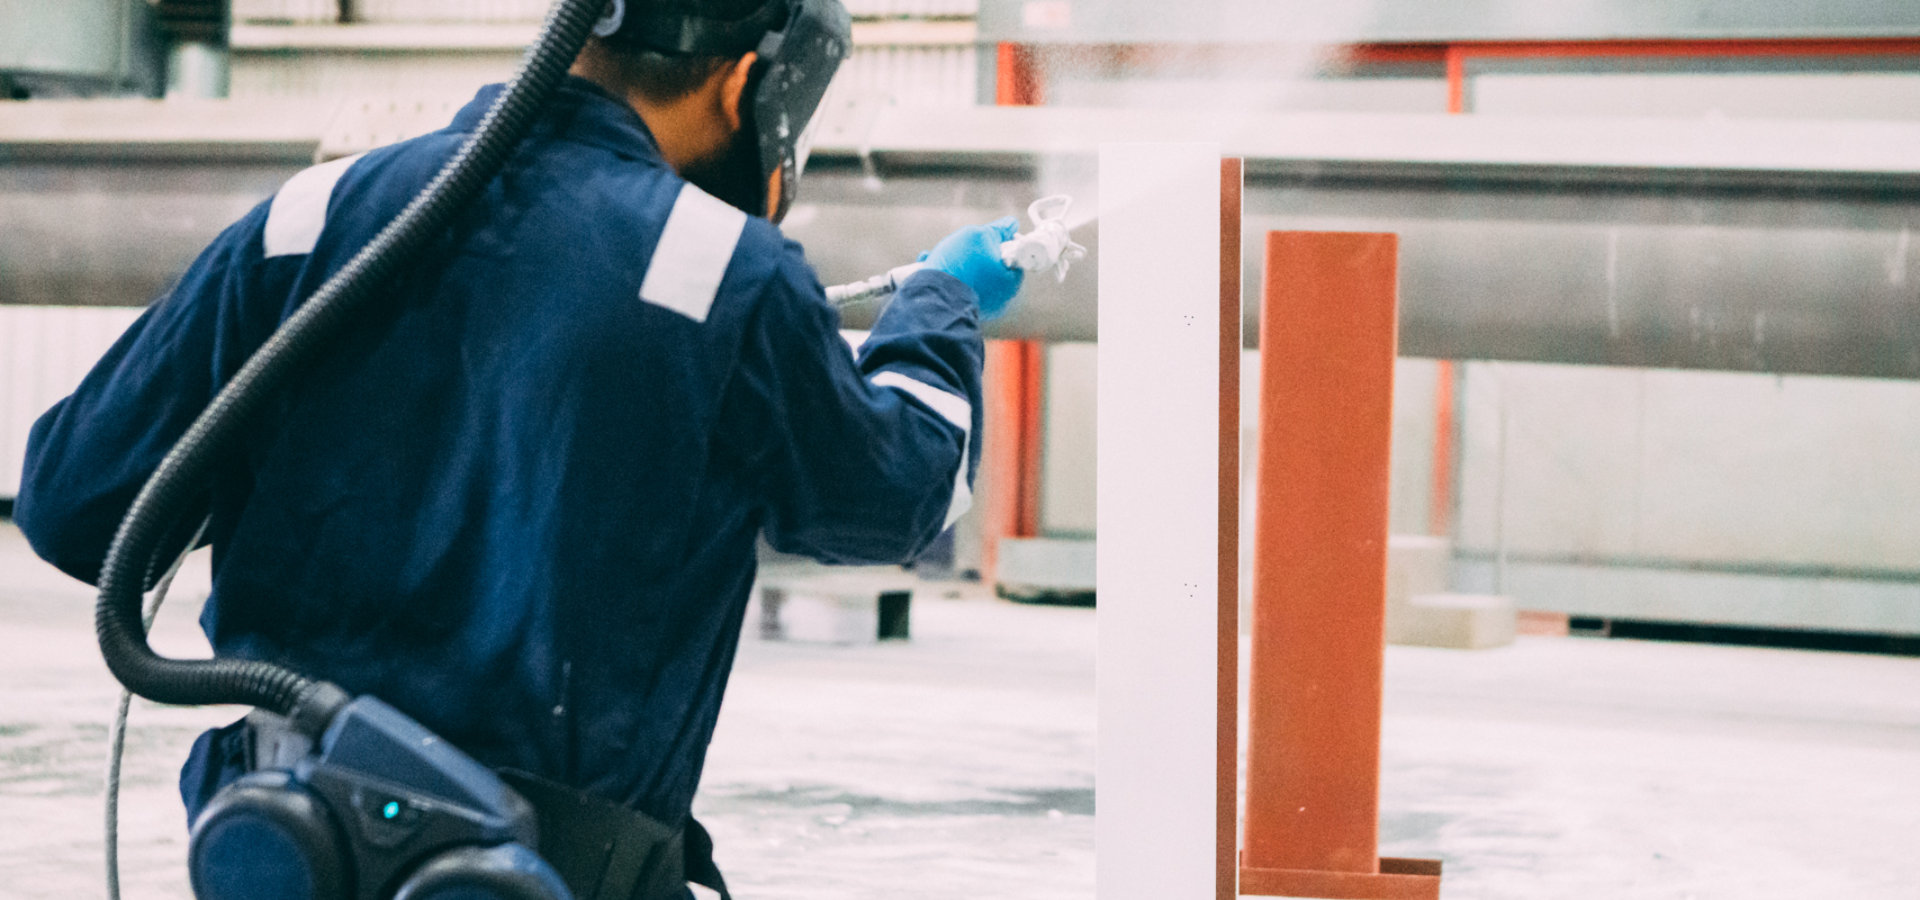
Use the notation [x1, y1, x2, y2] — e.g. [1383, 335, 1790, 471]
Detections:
[3, 521, 1917, 899]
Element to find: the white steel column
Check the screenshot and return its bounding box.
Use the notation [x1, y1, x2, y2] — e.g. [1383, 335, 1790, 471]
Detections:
[1096, 142, 1222, 899]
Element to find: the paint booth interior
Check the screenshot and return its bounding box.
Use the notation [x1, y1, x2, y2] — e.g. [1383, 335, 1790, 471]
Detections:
[10, 2, 1920, 643]
[6, 2, 1920, 899]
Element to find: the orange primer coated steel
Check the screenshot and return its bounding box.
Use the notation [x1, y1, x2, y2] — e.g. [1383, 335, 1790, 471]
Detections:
[1216, 158, 1243, 900]
[1243, 232, 1399, 876]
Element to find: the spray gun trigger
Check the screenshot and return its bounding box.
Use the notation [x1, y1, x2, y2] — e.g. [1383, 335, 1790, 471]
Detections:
[1028, 194, 1073, 226]
[1056, 236, 1087, 283]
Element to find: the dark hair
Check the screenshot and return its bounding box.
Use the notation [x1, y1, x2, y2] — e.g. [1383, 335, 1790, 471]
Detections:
[586, 41, 736, 103]
[588, 0, 774, 102]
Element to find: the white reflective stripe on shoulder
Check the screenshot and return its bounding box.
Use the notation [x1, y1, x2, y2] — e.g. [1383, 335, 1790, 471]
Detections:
[639, 184, 747, 323]
[262, 153, 364, 258]
[871, 371, 974, 528]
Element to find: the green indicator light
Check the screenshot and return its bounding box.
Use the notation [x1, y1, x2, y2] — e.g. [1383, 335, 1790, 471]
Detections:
[383, 801, 401, 820]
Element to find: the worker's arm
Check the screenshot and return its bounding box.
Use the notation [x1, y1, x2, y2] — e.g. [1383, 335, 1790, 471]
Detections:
[14, 203, 277, 584]
[724, 235, 1001, 565]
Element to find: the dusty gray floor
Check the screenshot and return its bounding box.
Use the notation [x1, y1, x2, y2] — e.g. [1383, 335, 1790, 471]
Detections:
[4, 522, 1919, 899]
[1374, 635, 1920, 898]
[0, 525, 1095, 900]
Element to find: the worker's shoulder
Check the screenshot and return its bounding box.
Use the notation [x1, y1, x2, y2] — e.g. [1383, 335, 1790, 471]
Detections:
[252, 129, 468, 262]
[561, 166, 818, 328]
[606, 172, 809, 293]
[743, 219, 832, 315]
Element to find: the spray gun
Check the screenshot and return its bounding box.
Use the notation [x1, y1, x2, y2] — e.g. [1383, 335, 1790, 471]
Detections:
[826, 195, 1089, 306]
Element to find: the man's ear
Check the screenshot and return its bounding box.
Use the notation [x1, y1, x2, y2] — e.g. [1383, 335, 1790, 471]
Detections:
[719, 52, 757, 132]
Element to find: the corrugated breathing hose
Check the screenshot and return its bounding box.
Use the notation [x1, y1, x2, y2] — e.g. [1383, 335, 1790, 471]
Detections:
[92, 0, 604, 733]
[96, 3, 605, 894]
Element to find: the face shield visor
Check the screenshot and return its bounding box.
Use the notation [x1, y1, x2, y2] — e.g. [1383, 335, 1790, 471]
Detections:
[596, 0, 851, 223]
[744, 0, 849, 222]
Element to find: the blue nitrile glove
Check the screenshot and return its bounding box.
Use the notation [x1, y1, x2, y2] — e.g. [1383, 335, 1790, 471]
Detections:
[919, 216, 1025, 319]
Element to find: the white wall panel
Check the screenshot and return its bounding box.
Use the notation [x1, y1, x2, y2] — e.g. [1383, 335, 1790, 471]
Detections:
[1457, 556, 1920, 635]
[1039, 341, 1094, 535]
[2, 307, 144, 499]
[826, 44, 979, 108]
[844, 0, 978, 17]
[1387, 357, 1439, 536]
[1456, 361, 1920, 575]
[1050, 75, 1450, 115]
[233, 0, 340, 24]
[232, 44, 976, 108]
[348, 0, 980, 23]
[1474, 72, 1920, 123]
[351, 0, 552, 23]
[1096, 142, 1219, 900]
[1455, 362, 1645, 562]
[231, 52, 521, 100]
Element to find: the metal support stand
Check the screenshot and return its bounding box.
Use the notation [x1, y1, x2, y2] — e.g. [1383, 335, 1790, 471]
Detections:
[1239, 232, 1442, 900]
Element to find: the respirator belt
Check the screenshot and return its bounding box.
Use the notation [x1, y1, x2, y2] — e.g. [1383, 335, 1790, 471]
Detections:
[499, 770, 731, 900]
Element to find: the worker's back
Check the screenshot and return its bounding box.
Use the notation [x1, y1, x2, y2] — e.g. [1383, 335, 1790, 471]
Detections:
[16, 77, 985, 829]
[209, 76, 794, 827]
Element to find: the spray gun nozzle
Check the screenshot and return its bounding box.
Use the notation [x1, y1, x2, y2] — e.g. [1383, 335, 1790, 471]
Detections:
[999, 195, 1088, 283]
[827, 194, 1088, 307]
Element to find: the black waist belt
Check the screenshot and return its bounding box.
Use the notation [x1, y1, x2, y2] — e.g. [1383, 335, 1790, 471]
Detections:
[498, 770, 730, 900]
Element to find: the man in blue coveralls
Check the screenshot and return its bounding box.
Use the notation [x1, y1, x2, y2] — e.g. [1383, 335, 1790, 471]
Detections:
[14, 0, 1021, 895]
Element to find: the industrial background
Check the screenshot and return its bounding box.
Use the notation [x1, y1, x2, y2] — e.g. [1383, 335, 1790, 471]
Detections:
[5, 1, 1920, 898]
[8, 0, 1920, 639]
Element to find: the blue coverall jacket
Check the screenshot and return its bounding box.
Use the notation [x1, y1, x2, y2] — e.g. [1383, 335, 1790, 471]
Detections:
[14, 78, 984, 832]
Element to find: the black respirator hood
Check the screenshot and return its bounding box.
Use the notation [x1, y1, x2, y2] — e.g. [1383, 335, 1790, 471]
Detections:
[595, 0, 851, 223]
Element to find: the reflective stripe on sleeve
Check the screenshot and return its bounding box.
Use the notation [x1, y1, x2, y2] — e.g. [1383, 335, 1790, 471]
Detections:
[639, 184, 746, 323]
[871, 371, 974, 529]
[262, 153, 364, 258]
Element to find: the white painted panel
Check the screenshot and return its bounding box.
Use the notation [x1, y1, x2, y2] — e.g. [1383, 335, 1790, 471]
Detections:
[1096, 142, 1219, 900]
[1, 306, 145, 499]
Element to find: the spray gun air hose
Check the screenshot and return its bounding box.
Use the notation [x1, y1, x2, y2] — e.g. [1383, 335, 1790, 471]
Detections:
[92, 0, 606, 734]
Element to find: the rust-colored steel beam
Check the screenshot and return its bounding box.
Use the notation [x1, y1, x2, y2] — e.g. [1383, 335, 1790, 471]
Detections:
[1216, 157, 1243, 900]
[1240, 231, 1440, 899]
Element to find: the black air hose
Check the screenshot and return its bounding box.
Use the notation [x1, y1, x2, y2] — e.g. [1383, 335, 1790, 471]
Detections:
[93, 0, 607, 735]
